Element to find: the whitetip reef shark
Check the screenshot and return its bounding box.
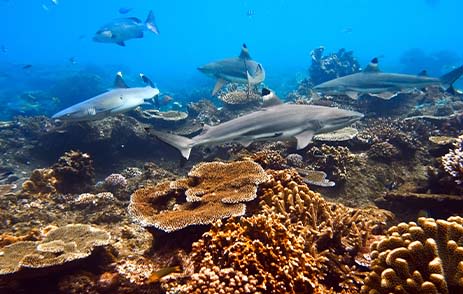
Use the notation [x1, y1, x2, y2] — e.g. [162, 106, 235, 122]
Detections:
[52, 72, 159, 122]
[313, 58, 463, 100]
[147, 90, 363, 159]
[198, 43, 265, 95]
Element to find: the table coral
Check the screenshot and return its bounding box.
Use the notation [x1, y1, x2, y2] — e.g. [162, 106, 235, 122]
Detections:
[129, 160, 268, 232]
[0, 224, 110, 275]
[361, 216, 463, 294]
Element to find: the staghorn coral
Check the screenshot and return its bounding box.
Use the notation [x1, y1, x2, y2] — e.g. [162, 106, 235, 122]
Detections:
[361, 216, 463, 294]
[442, 134, 463, 185]
[129, 161, 268, 232]
[0, 224, 110, 275]
[259, 169, 392, 291]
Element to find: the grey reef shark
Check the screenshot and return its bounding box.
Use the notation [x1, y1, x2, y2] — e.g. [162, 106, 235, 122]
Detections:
[52, 72, 159, 122]
[198, 43, 265, 95]
[147, 89, 363, 160]
[313, 57, 463, 100]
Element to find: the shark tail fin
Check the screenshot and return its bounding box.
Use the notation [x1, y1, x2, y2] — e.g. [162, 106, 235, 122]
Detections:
[145, 10, 159, 35]
[148, 129, 193, 159]
[440, 66, 463, 90]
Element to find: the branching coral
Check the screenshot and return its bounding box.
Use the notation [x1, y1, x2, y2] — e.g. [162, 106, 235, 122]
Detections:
[442, 134, 463, 185]
[129, 161, 268, 232]
[0, 224, 110, 275]
[361, 216, 463, 294]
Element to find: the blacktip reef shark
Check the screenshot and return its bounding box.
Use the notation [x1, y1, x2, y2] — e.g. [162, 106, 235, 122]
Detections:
[198, 43, 265, 95]
[52, 72, 159, 122]
[147, 89, 363, 159]
[313, 58, 463, 100]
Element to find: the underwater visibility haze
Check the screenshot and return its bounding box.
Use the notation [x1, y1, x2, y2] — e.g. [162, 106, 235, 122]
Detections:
[0, 0, 463, 293]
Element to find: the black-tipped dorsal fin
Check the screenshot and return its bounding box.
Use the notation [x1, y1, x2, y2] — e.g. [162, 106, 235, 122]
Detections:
[364, 57, 380, 73]
[140, 73, 155, 88]
[239, 43, 251, 59]
[418, 70, 428, 77]
[114, 72, 129, 88]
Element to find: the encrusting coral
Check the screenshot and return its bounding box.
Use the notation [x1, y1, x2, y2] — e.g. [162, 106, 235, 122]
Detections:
[0, 224, 110, 275]
[361, 216, 463, 294]
[129, 160, 268, 232]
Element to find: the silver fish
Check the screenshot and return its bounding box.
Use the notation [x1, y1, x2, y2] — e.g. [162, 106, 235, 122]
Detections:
[198, 44, 265, 95]
[148, 98, 363, 159]
[313, 58, 463, 100]
[93, 10, 159, 47]
[52, 72, 159, 122]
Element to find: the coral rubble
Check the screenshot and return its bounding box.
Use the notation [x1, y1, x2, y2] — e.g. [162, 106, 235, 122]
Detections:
[361, 216, 463, 294]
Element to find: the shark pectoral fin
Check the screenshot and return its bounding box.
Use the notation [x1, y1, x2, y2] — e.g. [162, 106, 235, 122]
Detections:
[116, 41, 126, 47]
[369, 91, 398, 100]
[295, 131, 315, 149]
[180, 147, 192, 160]
[212, 79, 226, 96]
[238, 139, 253, 147]
[345, 91, 359, 100]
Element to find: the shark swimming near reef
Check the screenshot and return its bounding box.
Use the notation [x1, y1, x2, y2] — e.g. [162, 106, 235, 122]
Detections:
[198, 43, 265, 95]
[313, 58, 463, 100]
[147, 90, 363, 159]
[52, 72, 159, 122]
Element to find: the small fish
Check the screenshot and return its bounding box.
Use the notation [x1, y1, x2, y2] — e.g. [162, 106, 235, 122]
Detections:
[147, 266, 181, 284]
[118, 7, 132, 14]
[155, 95, 173, 107]
[246, 9, 255, 17]
[93, 10, 159, 47]
[22, 64, 32, 69]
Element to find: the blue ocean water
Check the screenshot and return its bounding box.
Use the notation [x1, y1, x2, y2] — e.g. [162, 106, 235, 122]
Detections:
[0, 0, 461, 119]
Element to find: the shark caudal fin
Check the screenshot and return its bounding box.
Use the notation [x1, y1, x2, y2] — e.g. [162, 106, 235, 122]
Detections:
[148, 129, 194, 159]
[145, 10, 159, 35]
[440, 66, 463, 90]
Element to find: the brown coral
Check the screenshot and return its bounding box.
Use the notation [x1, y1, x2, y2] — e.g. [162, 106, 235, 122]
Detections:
[52, 150, 95, 194]
[361, 216, 463, 294]
[129, 161, 268, 232]
[21, 168, 57, 197]
[219, 90, 261, 105]
[306, 144, 353, 183]
[0, 224, 110, 275]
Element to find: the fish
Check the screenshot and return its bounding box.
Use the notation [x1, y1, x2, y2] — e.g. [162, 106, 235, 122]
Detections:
[246, 9, 255, 17]
[198, 44, 265, 95]
[69, 57, 77, 64]
[118, 7, 132, 14]
[154, 95, 173, 107]
[93, 10, 159, 47]
[52, 72, 160, 122]
[22, 64, 32, 69]
[313, 58, 463, 100]
[147, 97, 363, 160]
[146, 266, 181, 284]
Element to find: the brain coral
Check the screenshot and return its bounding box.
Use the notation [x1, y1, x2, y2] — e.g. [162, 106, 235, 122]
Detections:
[361, 216, 463, 294]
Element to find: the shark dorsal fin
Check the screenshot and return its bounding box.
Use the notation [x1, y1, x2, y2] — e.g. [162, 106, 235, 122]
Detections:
[364, 57, 380, 73]
[114, 72, 129, 88]
[261, 88, 283, 107]
[239, 43, 251, 59]
[140, 73, 155, 88]
[418, 70, 428, 77]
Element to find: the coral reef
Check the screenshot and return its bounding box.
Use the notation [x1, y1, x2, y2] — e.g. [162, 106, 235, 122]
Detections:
[442, 134, 463, 185]
[0, 224, 110, 275]
[361, 216, 463, 294]
[219, 90, 261, 106]
[169, 169, 392, 293]
[309, 47, 361, 86]
[129, 161, 268, 232]
[306, 144, 354, 183]
[21, 150, 95, 196]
